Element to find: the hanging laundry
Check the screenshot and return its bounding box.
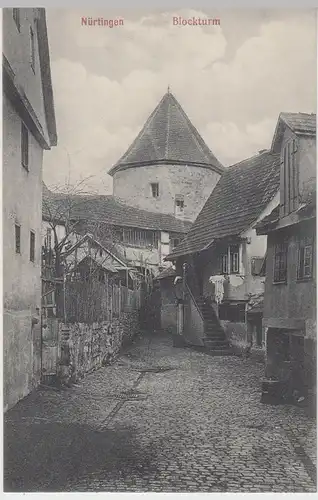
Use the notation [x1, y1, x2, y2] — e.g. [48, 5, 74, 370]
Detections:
[208, 275, 226, 304]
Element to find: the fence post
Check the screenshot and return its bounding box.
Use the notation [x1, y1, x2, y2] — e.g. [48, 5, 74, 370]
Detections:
[118, 280, 121, 318]
[110, 282, 113, 321]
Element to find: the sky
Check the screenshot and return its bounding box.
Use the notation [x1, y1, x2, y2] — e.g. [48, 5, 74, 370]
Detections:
[43, 8, 317, 194]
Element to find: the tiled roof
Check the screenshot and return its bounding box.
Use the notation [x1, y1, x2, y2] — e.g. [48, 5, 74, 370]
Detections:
[43, 185, 192, 234]
[256, 189, 316, 235]
[280, 112, 316, 135]
[108, 91, 224, 176]
[167, 150, 281, 260]
[63, 233, 127, 268]
[255, 205, 280, 234]
[272, 112, 316, 153]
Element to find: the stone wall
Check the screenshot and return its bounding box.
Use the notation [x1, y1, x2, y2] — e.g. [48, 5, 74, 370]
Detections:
[58, 310, 139, 384]
[113, 163, 221, 222]
[222, 320, 265, 361]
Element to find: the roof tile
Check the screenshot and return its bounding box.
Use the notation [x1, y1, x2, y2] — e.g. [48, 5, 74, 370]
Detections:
[167, 150, 281, 259]
[280, 112, 316, 135]
[109, 91, 224, 175]
[43, 186, 192, 234]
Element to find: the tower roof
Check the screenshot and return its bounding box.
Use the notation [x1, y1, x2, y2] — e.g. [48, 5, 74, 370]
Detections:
[108, 91, 224, 176]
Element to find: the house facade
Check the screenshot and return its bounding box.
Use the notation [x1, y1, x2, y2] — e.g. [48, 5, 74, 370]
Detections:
[166, 150, 281, 355]
[256, 113, 316, 404]
[42, 185, 192, 279]
[3, 8, 57, 411]
[108, 90, 224, 222]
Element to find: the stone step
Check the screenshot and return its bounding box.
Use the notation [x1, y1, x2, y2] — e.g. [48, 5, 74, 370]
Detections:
[203, 338, 228, 347]
[205, 328, 225, 335]
[204, 322, 221, 328]
[204, 321, 223, 328]
[204, 343, 230, 351]
[205, 336, 227, 342]
[206, 349, 234, 356]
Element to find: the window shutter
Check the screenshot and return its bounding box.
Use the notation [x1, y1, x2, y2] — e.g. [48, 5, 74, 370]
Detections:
[280, 151, 285, 213]
[292, 139, 299, 207]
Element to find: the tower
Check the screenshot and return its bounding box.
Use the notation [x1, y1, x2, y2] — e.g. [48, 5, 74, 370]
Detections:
[108, 91, 224, 222]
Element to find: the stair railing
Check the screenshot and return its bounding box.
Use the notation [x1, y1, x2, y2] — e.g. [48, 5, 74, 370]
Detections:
[185, 284, 204, 322]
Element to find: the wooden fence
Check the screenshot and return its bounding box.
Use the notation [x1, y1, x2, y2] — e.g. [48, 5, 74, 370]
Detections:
[64, 278, 143, 324]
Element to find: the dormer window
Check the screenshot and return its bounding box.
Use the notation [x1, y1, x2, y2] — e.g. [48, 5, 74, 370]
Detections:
[151, 183, 159, 198]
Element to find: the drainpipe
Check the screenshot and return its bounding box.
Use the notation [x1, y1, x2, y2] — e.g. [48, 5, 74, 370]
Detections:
[181, 262, 188, 336]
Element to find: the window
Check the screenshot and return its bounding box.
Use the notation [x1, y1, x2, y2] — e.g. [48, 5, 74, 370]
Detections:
[220, 244, 240, 274]
[30, 27, 35, 72]
[30, 231, 35, 262]
[251, 256, 266, 276]
[273, 240, 288, 283]
[221, 254, 228, 274]
[15, 224, 21, 254]
[151, 183, 159, 198]
[281, 139, 298, 215]
[114, 227, 124, 242]
[171, 238, 180, 249]
[13, 8, 20, 31]
[21, 122, 29, 170]
[175, 194, 184, 215]
[98, 270, 105, 283]
[297, 236, 314, 280]
[122, 228, 159, 248]
[230, 245, 239, 273]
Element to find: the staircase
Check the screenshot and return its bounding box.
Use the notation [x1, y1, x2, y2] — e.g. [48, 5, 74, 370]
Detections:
[196, 297, 233, 356]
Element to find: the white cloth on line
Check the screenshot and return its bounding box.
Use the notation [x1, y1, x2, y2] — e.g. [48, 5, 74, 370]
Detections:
[208, 275, 226, 304]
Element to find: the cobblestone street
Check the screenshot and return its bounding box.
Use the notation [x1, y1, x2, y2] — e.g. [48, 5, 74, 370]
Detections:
[4, 332, 317, 493]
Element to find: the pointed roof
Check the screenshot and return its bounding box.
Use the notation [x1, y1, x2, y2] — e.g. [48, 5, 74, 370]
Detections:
[108, 91, 224, 176]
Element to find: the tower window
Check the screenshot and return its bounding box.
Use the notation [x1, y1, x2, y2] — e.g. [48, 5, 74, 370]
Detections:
[151, 183, 159, 198]
[15, 224, 21, 254]
[30, 231, 35, 262]
[175, 194, 184, 215]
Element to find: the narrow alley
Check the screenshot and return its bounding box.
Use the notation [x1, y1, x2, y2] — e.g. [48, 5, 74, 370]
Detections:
[4, 332, 316, 493]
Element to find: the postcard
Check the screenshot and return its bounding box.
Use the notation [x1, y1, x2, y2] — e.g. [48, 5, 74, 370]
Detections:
[2, 6, 317, 494]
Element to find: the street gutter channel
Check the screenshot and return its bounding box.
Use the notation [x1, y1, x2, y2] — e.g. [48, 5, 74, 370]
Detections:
[284, 428, 317, 485]
[96, 366, 176, 431]
[97, 371, 146, 431]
